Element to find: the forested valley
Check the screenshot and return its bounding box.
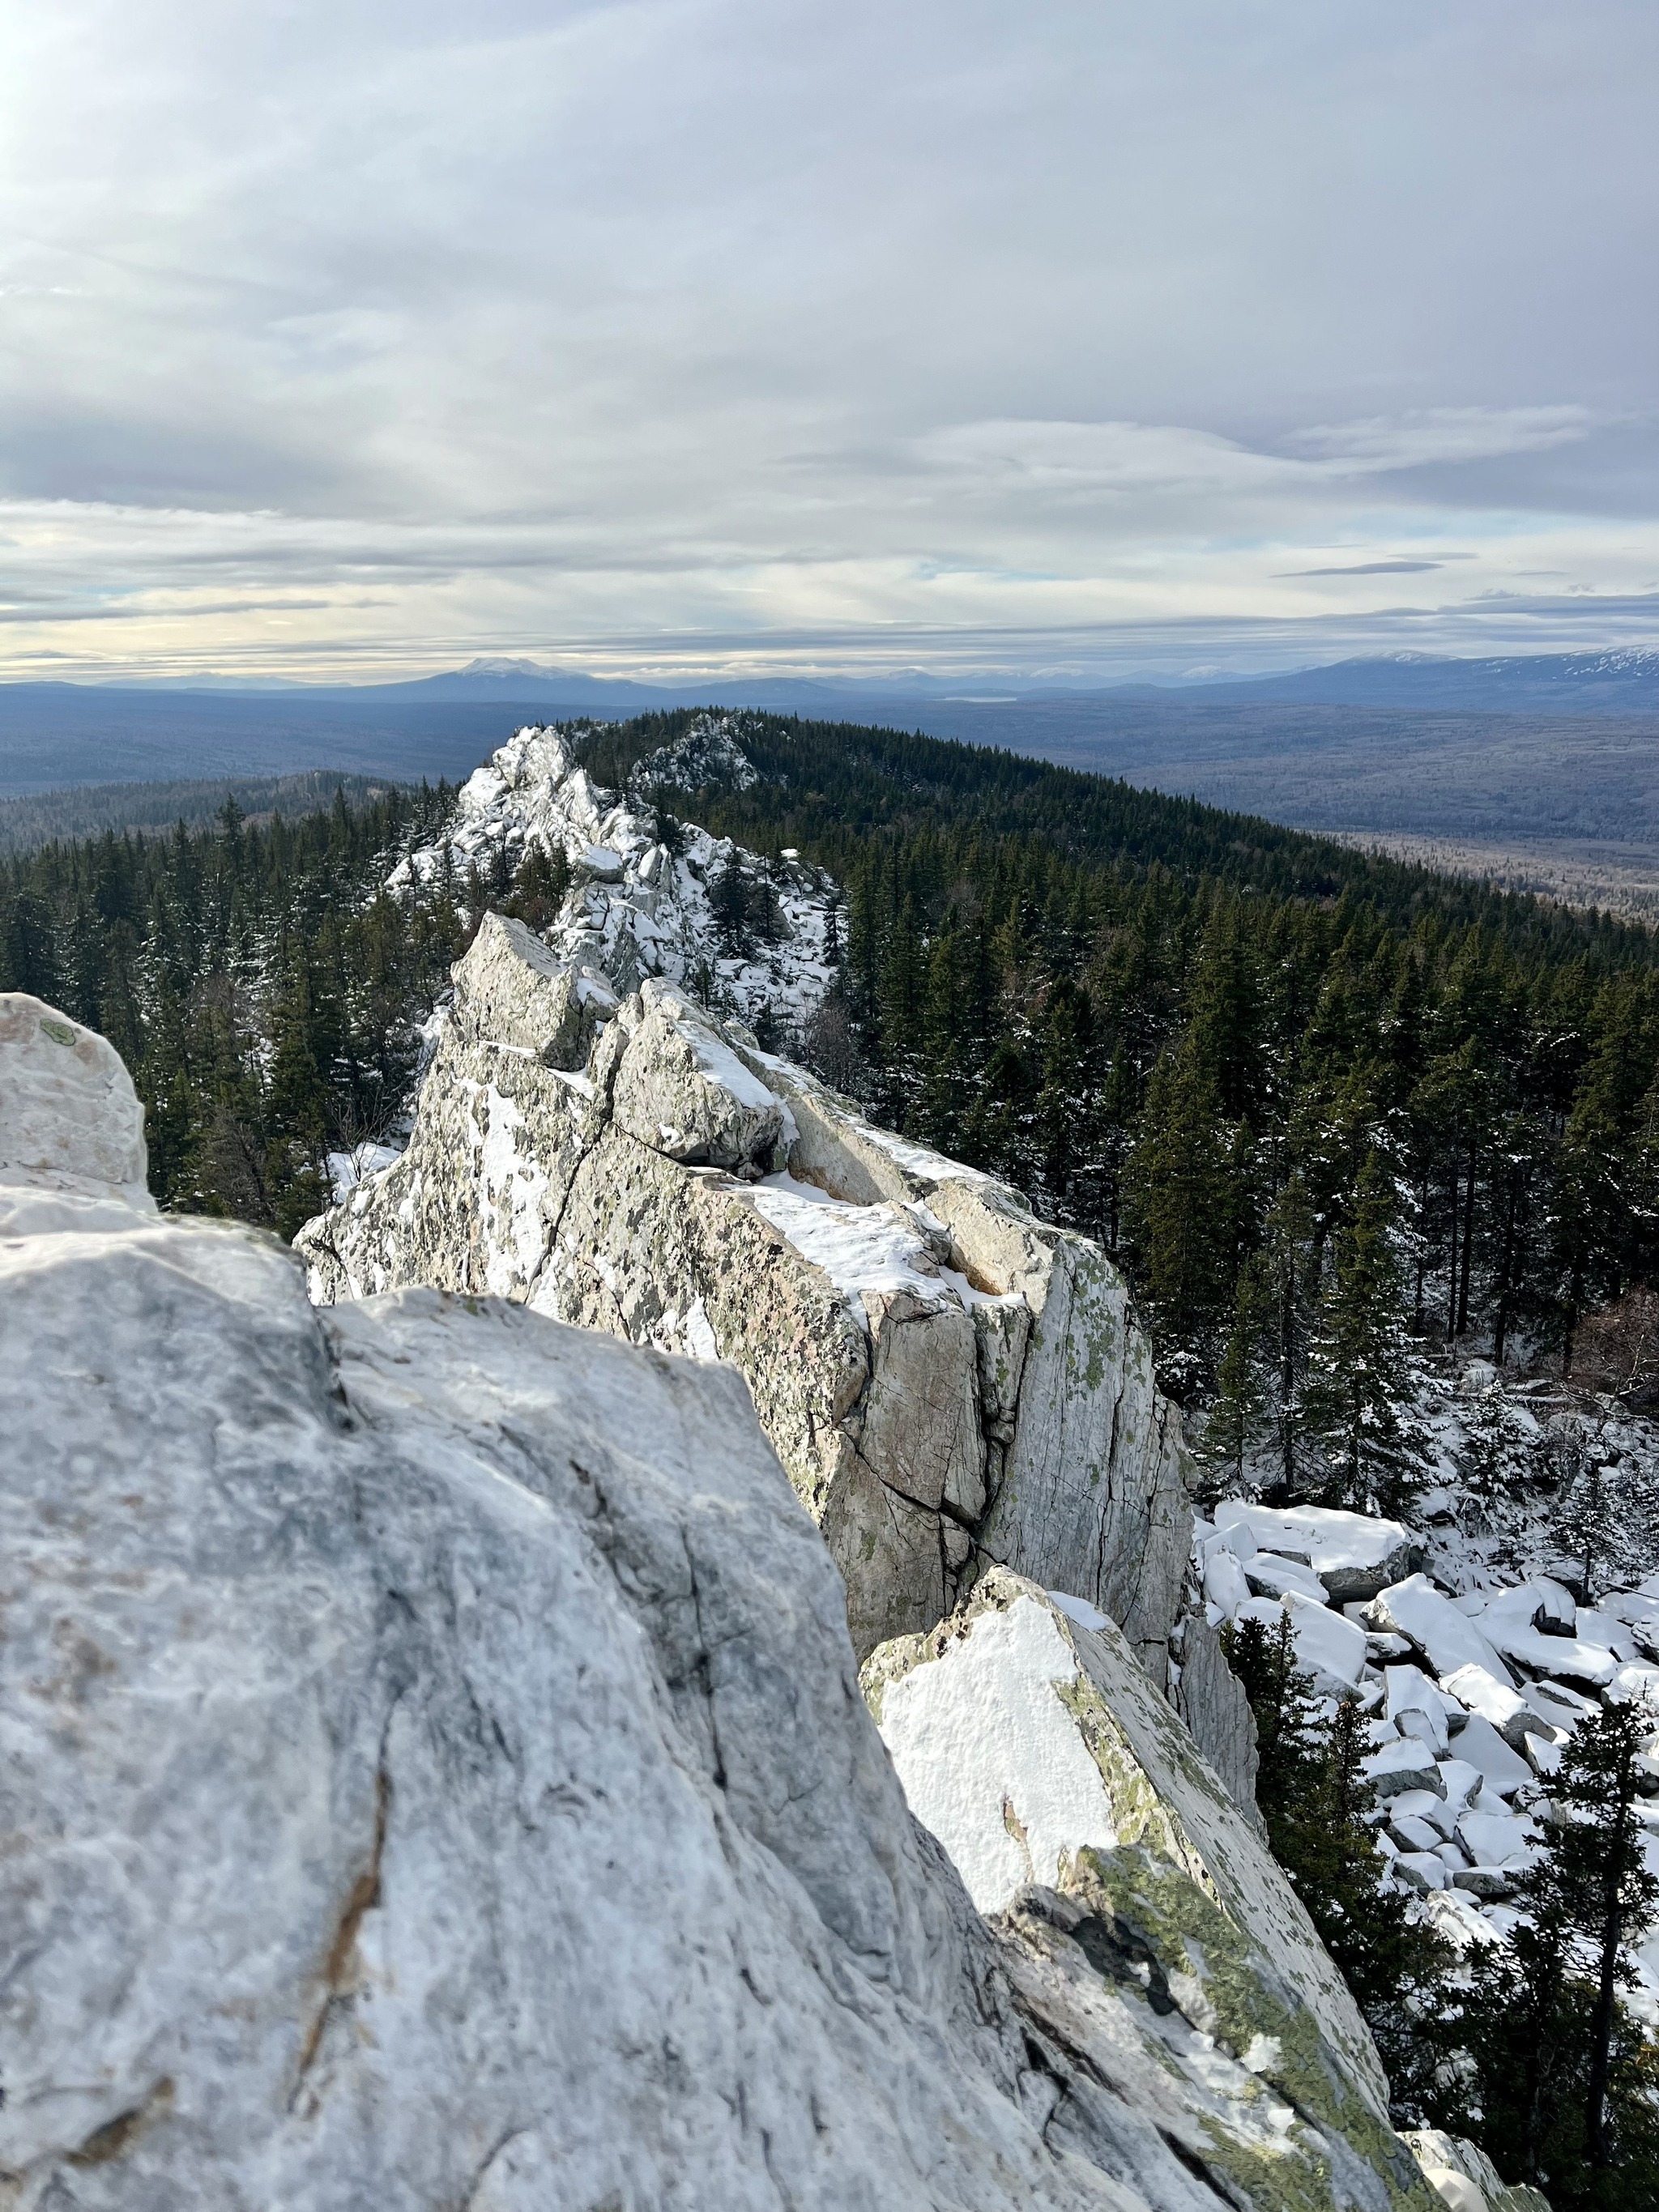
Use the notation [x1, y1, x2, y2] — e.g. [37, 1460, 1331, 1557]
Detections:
[10, 709, 1659, 2197]
[9, 706, 1659, 1480]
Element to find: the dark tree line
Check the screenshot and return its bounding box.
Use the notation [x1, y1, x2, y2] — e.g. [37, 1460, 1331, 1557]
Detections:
[613, 710, 1659, 1513]
[0, 784, 463, 1234]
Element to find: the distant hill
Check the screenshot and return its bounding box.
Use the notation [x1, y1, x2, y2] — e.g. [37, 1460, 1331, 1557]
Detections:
[0, 770, 403, 856]
[1173, 648, 1659, 714]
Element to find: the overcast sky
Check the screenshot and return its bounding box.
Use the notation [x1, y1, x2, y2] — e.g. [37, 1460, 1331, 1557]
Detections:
[1, 0, 1656, 684]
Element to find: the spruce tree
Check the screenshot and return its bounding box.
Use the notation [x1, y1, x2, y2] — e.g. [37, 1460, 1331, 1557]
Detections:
[1225, 1613, 1452, 2119]
[1301, 1151, 1424, 1511]
[1450, 1699, 1659, 2207]
[1123, 1041, 1236, 1400]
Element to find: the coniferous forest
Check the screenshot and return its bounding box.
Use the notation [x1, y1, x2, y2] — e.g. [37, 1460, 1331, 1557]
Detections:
[0, 782, 465, 1235]
[10, 710, 1659, 2195]
[10, 707, 1659, 1463]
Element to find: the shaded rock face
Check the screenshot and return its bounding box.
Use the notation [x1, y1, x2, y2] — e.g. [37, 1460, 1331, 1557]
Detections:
[301, 910, 1195, 1674]
[2, 991, 1442, 2212]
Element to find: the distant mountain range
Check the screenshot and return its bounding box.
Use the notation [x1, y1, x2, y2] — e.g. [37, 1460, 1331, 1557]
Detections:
[4, 650, 1659, 850]
[58, 646, 1659, 717]
[1168, 649, 1659, 715]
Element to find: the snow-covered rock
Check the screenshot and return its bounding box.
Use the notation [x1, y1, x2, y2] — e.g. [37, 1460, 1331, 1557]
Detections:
[1243, 1553, 1332, 1605]
[3, 990, 1451, 2212]
[861, 1572, 1438, 2205]
[1439, 1664, 1542, 1750]
[1234, 1591, 1370, 1695]
[1363, 1739, 1448, 1801]
[1215, 1499, 1415, 1602]
[391, 720, 841, 1029]
[300, 825, 1195, 1691]
[1363, 1576, 1516, 1686]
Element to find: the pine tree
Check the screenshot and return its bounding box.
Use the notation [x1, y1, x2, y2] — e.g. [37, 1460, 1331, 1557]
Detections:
[1301, 1151, 1424, 1511]
[1450, 1699, 1659, 2207]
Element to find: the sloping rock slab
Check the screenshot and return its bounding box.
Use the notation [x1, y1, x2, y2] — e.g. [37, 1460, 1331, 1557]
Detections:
[862, 1571, 1395, 2129]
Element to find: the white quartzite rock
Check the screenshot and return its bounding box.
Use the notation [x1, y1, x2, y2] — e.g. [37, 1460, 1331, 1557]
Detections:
[862, 1572, 1441, 2211]
[0, 997, 1445, 2212]
[300, 901, 1196, 1695]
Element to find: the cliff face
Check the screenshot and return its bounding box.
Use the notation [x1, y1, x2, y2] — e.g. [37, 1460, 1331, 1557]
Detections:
[0, 989, 1453, 2212]
[302, 791, 1194, 1686]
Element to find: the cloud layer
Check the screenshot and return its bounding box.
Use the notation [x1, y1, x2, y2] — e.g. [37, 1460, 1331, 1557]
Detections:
[0, 1, 1655, 683]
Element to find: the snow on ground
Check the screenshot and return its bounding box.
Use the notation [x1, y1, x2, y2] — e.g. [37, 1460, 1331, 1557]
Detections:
[1197, 1357, 1659, 2021]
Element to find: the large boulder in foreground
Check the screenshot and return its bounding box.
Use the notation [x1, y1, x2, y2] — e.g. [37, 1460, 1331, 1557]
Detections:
[300, 911, 1195, 1678]
[1, 995, 1449, 2212]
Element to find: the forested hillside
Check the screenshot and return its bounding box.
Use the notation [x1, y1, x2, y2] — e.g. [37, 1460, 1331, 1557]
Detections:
[10, 705, 1659, 1498]
[0, 782, 463, 1233]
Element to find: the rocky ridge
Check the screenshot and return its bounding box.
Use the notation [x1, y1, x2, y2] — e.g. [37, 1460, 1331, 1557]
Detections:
[1, 989, 1477, 2211]
[389, 718, 841, 1028]
[301, 725, 1195, 1696]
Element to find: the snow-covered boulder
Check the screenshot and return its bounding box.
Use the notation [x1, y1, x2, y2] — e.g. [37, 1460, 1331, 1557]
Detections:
[1234, 1590, 1370, 1695]
[1439, 1664, 1545, 1750]
[2, 993, 1448, 2212]
[1215, 1500, 1415, 1602]
[301, 850, 1194, 1685]
[860, 1571, 1439, 2205]
[1363, 1576, 1516, 1686]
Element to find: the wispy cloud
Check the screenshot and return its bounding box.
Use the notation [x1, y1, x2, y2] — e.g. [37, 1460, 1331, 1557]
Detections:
[0, 2, 1653, 681]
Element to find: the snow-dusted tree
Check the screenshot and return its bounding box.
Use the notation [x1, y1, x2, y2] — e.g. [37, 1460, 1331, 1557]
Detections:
[1301, 1151, 1427, 1512]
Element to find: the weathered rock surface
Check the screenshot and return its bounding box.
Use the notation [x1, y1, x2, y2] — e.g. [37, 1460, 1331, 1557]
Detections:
[0, 991, 151, 1202]
[2, 995, 1451, 2211]
[301, 903, 1194, 1677]
[863, 1572, 1395, 2129]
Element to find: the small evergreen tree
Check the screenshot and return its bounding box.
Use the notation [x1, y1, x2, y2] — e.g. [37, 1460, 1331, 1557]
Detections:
[1225, 1611, 1453, 2118]
[1302, 1151, 1425, 1511]
[1448, 1699, 1659, 2207]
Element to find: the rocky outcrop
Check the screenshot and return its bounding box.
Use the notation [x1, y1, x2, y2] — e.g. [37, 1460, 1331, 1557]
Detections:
[391, 721, 841, 1025]
[863, 1574, 1392, 2127]
[301, 906, 1194, 1674]
[2, 993, 1451, 2211]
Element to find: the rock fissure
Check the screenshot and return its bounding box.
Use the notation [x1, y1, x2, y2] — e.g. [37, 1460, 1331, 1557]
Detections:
[292, 1752, 391, 2095]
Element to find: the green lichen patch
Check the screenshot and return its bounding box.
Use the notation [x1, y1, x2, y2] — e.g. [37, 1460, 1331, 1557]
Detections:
[1051, 1675, 1218, 1903]
[1062, 1848, 1439, 2212]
